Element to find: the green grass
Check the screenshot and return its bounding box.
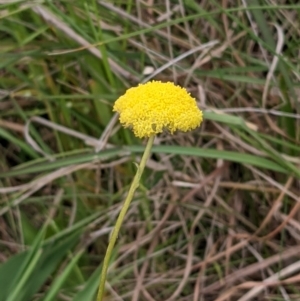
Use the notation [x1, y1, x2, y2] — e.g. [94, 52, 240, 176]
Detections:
[1, 1, 300, 301]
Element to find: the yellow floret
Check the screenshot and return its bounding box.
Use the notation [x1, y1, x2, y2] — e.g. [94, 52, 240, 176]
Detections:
[113, 81, 203, 138]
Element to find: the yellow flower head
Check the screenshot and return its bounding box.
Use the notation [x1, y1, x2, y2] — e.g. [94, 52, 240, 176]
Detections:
[113, 81, 203, 138]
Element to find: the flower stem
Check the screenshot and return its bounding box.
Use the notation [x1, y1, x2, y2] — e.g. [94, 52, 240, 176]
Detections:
[96, 135, 155, 301]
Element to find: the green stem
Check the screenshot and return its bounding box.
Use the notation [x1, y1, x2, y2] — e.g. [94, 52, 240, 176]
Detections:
[96, 135, 155, 301]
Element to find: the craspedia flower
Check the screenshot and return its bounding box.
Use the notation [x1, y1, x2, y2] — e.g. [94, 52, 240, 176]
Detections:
[113, 81, 203, 138]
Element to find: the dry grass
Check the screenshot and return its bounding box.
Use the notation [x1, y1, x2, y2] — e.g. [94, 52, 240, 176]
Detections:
[0, 1, 300, 301]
